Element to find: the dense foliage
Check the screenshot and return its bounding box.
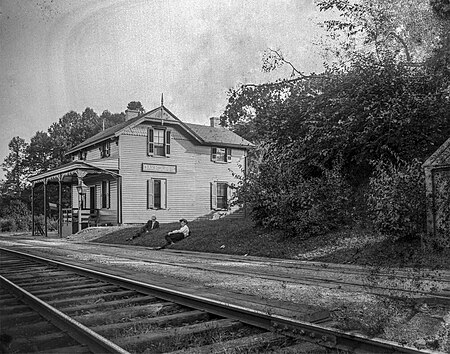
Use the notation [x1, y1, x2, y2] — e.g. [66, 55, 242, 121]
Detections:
[224, 0, 450, 240]
[367, 159, 427, 238]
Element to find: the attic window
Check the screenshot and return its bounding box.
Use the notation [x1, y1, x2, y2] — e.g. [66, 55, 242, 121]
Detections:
[100, 141, 110, 158]
[211, 147, 231, 163]
[78, 151, 87, 160]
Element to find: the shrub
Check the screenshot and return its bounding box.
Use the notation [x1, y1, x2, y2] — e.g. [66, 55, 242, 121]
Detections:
[2, 199, 32, 231]
[0, 218, 16, 232]
[233, 150, 352, 238]
[367, 159, 426, 239]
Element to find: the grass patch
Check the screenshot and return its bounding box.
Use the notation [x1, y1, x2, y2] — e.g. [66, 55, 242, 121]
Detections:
[91, 217, 450, 270]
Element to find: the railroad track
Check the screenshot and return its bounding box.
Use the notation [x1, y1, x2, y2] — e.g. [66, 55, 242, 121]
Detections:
[2, 236, 449, 305]
[0, 248, 436, 353]
[93, 244, 450, 306]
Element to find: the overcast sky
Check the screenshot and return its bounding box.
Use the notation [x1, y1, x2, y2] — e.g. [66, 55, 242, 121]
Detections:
[0, 0, 327, 179]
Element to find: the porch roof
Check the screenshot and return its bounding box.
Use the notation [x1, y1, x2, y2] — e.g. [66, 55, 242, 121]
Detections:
[28, 161, 120, 184]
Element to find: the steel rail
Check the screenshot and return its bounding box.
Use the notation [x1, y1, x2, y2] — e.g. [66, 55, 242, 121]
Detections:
[89, 247, 450, 304]
[0, 274, 129, 354]
[125, 246, 450, 281]
[0, 247, 437, 354]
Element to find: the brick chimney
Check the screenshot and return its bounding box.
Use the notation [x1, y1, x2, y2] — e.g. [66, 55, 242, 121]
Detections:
[210, 117, 220, 127]
[125, 109, 140, 121]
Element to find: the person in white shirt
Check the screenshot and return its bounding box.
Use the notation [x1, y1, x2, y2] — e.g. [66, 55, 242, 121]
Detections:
[162, 219, 190, 248]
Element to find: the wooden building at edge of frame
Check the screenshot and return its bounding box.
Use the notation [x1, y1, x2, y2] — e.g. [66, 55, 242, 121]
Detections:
[423, 136, 450, 246]
[28, 105, 254, 237]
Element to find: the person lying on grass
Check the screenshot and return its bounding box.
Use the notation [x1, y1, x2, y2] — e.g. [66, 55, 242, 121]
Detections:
[161, 219, 190, 248]
[127, 215, 159, 241]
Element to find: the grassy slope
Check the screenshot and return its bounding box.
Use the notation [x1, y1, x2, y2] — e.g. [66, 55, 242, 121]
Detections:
[93, 218, 450, 270]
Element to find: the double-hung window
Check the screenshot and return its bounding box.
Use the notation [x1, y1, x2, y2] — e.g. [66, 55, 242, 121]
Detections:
[148, 128, 171, 157]
[101, 180, 110, 209]
[147, 178, 167, 209]
[211, 147, 231, 163]
[211, 181, 229, 210]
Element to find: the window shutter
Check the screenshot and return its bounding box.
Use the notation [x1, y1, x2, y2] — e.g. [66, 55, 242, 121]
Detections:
[147, 179, 154, 209]
[161, 179, 167, 209]
[211, 147, 217, 162]
[148, 128, 154, 156]
[107, 181, 111, 209]
[227, 148, 232, 162]
[166, 130, 171, 156]
[211, 182, 217, 209]
[105, 142, 110, 157]
[226, 183, 232, 205]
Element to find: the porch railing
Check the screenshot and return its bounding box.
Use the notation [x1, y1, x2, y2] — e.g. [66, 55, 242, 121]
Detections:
[62, 208, 115, 227]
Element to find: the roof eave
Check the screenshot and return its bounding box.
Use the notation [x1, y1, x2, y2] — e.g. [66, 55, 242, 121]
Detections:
[66, 136, 115, 155]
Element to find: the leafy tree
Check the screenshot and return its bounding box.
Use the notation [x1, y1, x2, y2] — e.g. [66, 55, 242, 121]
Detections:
[127, 101, 145, 113]
[47, 108, 102, 166]
[100, 110, 126, 129]
[225, 56, 450, 185]
[2, 137, 29, 197]
[223, 0, 450, 237]
[428, 0, 450, 74]
[25, 131, 53, 176]
[317, 0, 441, 65]
[47, 111, 82, 166]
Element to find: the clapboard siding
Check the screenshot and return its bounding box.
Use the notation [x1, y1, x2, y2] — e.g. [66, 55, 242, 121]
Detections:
[86, 158, 119, 170]
[73, 139, 119, 162]
[120, 124, 245, 224]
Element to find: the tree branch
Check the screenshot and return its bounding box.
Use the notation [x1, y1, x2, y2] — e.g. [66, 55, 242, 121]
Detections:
[388, 32, 411, 62]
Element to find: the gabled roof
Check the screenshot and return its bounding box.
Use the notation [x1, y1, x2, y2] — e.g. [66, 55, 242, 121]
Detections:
[66, 115, 142, 154]
[67, 105, 253, 154]
[185, 123, 253, 148]
[423, 137, 450, 168]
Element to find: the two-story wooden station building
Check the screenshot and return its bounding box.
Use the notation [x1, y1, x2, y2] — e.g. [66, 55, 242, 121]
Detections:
[29, 104, 253, 237]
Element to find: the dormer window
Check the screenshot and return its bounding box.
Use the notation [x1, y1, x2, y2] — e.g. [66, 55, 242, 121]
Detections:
[78, 151, 87, 160]
[148, 128, 171, 157]
[100, 141, 110, 158]
[211, 147, 231, 163]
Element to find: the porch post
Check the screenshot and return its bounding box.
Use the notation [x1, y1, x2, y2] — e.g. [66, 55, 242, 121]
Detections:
[31, 182, 35, 236]
[44, 178, 48, 237]
[58, 175, 63, 238]
[78, 181, 82, 233]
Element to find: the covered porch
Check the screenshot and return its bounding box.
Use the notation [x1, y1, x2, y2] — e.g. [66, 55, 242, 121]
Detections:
[28, 161, 122, 238]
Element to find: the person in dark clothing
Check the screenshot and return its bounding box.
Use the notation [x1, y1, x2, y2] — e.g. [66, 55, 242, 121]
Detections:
[161, 219, 190, 248]
[127, 215, 159, 241]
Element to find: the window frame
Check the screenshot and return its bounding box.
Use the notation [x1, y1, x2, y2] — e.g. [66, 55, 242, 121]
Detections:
[147, 178, 167, 209]
[100, 141, 111, 158]
[211, 181, 230, 210]
[211, 147, 232, 163]
[78, 150, 87, 160]
[148, 127, 171, 157]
